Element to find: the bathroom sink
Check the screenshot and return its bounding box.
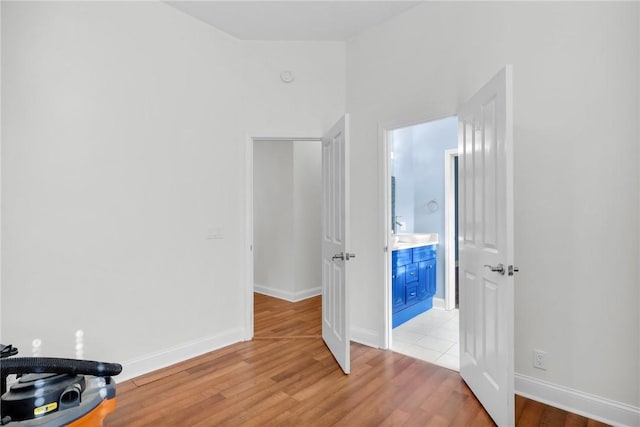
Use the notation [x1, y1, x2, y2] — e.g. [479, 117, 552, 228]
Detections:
[391, 233, 438, 249]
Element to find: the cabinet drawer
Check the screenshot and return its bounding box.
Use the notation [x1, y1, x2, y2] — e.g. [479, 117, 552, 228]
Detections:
[392, 248, 412, 267]
[406, 286, 418, 303]
[405, 264, 418, 283]
[413, 245, 436, 262]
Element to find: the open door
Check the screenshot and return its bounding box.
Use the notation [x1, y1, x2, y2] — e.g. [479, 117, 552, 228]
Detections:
[321, 115, 351, 374]
[458, 66, 515, 426]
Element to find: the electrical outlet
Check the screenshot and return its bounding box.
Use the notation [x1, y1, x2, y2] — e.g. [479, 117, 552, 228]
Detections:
[533, 349, 547, 370]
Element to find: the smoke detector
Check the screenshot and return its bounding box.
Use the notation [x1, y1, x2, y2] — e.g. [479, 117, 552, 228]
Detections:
[280, 70, 295, 83]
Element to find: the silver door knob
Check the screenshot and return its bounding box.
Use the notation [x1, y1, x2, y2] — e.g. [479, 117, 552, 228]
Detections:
[484, 263, 505, 275]
[332, 252, 356, 261]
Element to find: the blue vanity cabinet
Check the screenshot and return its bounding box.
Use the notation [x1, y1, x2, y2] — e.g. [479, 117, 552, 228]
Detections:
[392, 244, 437, 328]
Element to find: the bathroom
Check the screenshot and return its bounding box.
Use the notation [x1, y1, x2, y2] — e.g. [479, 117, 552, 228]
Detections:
[389, 115, 460, 370]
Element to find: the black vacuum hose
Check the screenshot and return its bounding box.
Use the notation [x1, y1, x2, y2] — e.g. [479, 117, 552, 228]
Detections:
[0, 357, 122, 377]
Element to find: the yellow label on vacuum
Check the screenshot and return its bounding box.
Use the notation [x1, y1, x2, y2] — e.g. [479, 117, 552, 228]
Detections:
[34, 402, 58, 416]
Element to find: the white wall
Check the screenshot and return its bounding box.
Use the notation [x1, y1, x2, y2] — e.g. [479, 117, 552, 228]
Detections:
[1, 1, 246, 374]
[254, 140, 321, 301]
[347, 0, 639, 414]
[241, 41, 345, 135]
[0, 3, 3, 346]
[292, 141, 322, 298]
[1, 2, 345, 381]
[410, 118, 457, 236]
[634, 2, 640, 417]
[636, 5, 640, 411]
[254, 141, 295, 295]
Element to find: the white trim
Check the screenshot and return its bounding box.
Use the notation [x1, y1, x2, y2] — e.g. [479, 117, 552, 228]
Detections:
[245, 132, 323, 343]
[117, 328, 245, 383]
[350, 325, 380, 349]
[515, 374, 640, 427]
[254, 284, 321, 302]
[443, 148, 458, 311]
[244, 136, 254, 341]
[378, 123, 392, 350]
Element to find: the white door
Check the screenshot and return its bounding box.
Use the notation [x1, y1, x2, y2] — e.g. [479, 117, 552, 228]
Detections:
[321, 115, 351, 374]
[458, 66, 515, 426]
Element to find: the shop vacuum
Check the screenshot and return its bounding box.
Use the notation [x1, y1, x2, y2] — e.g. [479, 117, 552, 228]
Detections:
[0, 343, 122, 426]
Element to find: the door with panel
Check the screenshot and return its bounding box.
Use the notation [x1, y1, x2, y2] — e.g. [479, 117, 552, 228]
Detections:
[321, 115, 352, 375]
[458, 66, 515, 426]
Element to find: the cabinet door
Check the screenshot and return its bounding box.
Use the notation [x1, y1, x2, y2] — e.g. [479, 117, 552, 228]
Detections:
[392, 266, 406, 311]
[424, 258, 436, 297]
[418, 261, 429, 300]
[419, 259, 437, 298]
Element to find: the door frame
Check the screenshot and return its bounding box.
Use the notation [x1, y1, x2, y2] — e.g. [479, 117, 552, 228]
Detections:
[244, 132, 323, 341]
[443, 148, 459, 311]
[378, 113, 456, 349]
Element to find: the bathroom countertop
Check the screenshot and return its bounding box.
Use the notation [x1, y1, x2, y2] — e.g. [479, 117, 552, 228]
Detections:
[391, 233, 438, 250]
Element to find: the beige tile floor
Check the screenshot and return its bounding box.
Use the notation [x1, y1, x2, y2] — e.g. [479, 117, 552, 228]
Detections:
[391, 306, 460, 371]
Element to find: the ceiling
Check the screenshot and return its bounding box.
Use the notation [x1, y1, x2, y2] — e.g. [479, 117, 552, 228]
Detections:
[166, 1, 421, 41]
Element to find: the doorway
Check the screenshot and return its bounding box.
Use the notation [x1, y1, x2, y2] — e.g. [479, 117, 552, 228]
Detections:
[382, 116, 460, 371]
[245, 136, 323, 339]
[244, 115, 352, 375]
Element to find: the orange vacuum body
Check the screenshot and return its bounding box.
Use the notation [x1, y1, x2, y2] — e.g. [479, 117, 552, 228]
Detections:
[0, 348, 121, 426]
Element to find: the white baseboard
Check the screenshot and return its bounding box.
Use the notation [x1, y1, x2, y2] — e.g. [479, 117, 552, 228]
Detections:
[117, 327, 245, 383]
[254, 284, 321, 302]
[350, 325, 380, 348]
[515, 373, 640, 427]
[433, 297, 445, 309]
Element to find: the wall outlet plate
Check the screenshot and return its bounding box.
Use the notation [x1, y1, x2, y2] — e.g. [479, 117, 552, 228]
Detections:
[533, 349, 547, 370]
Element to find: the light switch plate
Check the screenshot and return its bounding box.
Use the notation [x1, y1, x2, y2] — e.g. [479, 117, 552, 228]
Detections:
[207, 227, 224, 239]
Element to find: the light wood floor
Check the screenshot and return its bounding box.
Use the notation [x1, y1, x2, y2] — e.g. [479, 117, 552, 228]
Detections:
[105, 294, 609, 426]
